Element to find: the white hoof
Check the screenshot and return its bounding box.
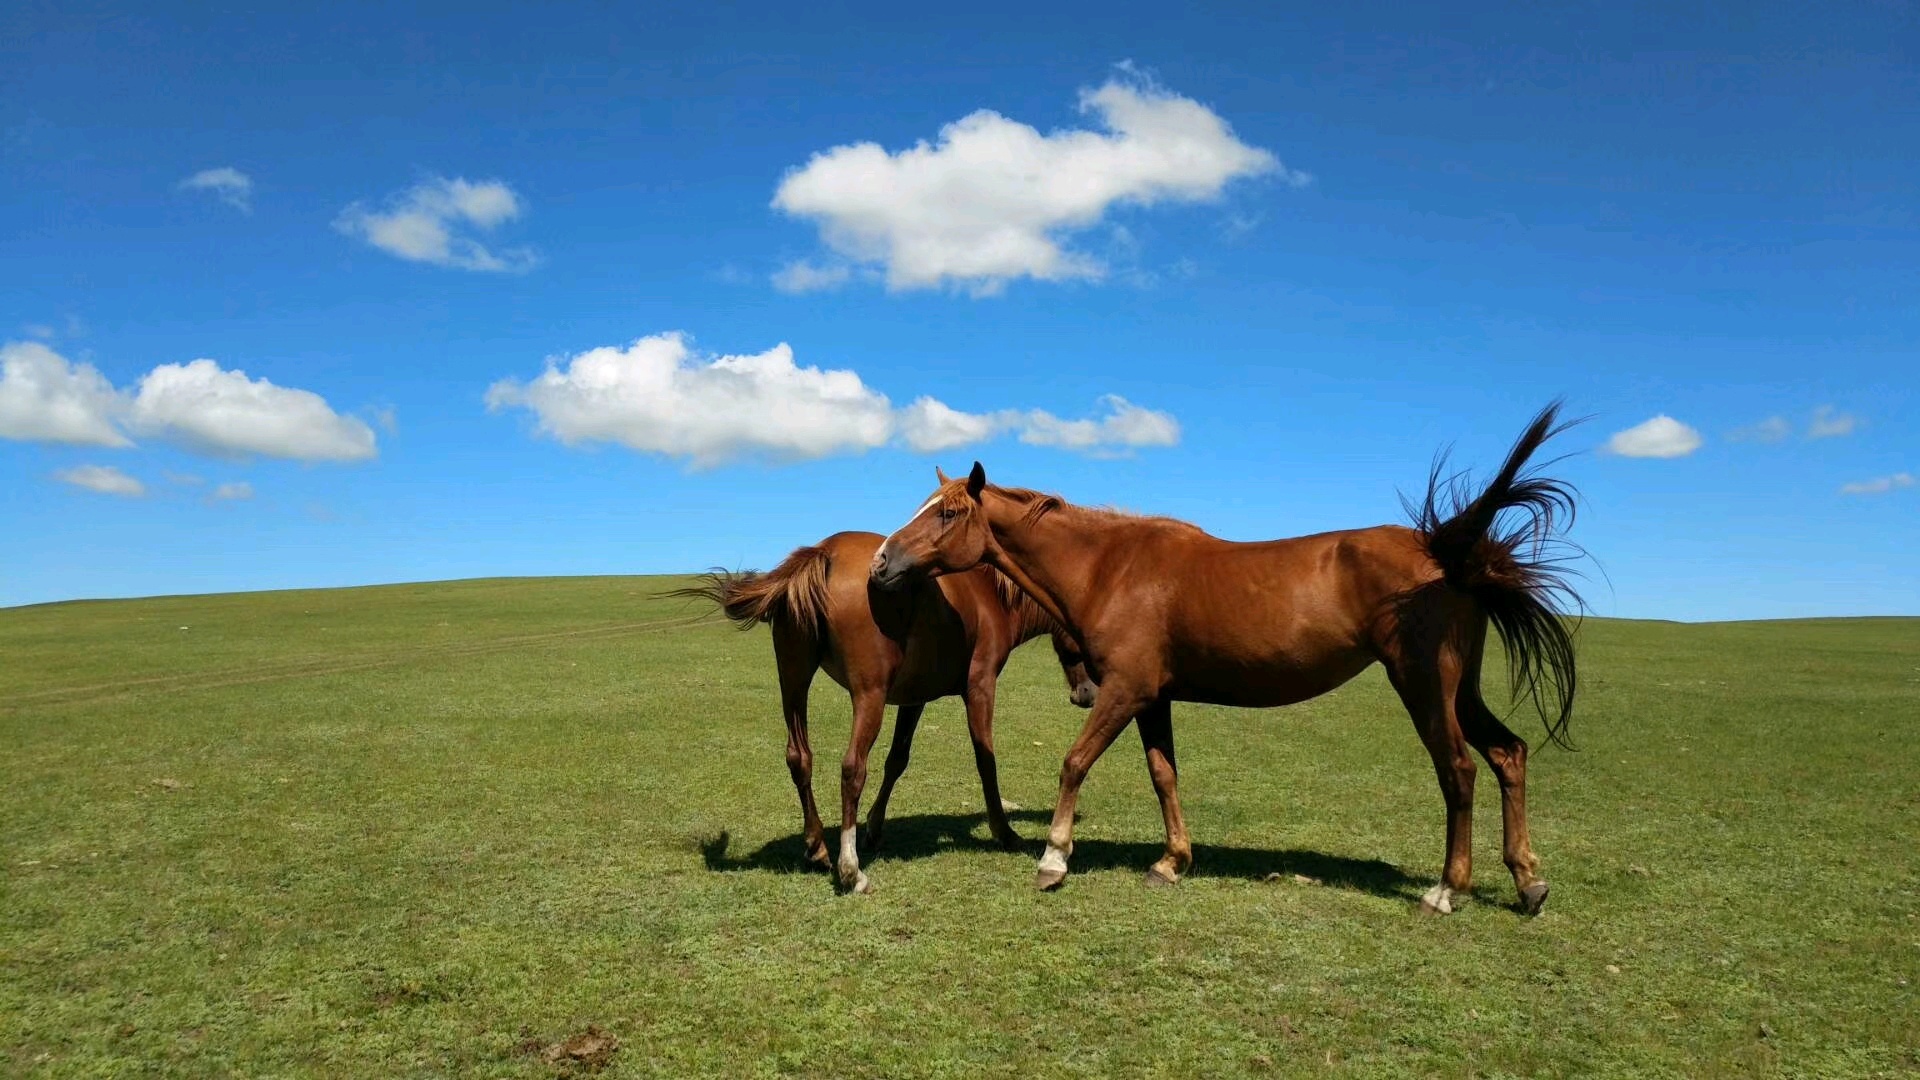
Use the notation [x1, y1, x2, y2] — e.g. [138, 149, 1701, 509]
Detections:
[1419, 884, 1454, 916]
[999, 798, 1022, 813]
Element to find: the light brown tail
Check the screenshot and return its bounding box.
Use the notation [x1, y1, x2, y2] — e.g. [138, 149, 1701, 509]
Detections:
[666, 545, 834, 639]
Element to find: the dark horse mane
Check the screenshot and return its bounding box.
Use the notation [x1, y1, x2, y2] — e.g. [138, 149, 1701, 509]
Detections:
[1400, 403, 1589, 750]
[673, 544, 1062, 641]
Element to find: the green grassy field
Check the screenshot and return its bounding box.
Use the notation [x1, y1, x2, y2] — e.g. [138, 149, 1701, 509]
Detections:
[3, 578, 1916, 1078]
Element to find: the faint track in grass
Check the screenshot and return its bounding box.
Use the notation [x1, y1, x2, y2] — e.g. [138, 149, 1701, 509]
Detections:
[0, 612, 722, 710]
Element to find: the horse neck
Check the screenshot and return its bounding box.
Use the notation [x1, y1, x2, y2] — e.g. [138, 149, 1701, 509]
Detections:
[980, 494, 1104, 634]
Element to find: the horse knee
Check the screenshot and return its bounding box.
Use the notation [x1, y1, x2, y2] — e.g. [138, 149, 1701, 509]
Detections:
[840, 756, 867, 789]
[1058, 755, 1091, 789]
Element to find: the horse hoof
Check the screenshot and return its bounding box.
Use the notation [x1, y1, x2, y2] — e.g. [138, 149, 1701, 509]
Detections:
[805, 847, 832, 872]
[839, 872, 874, 896]
[1519, 881, 1550, 915]
[992, 829, 1022, 851]
[1143, 867, 1179, 889]
[1035, 867, 1067, 891]
[863, 829, 885, 854]
[1418, 884, 1454, 916]
[998, 798, 1023, 813]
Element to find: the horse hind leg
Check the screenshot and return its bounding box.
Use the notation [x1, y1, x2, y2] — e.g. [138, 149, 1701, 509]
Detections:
[862, 703, 924, 853]
[1385, 648, 1477, 916]
[773, 625, 829, 871]
[1136, 699, 1192, 887]
[1458, 689, 1549, 914]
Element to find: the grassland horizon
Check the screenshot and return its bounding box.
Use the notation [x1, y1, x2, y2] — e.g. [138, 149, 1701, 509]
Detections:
[4, 575, 1916, 1076]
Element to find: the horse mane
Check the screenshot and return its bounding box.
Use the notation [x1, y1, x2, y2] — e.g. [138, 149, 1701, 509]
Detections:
[984, 483, 1205, 534]
[987, 563, 1064, 639]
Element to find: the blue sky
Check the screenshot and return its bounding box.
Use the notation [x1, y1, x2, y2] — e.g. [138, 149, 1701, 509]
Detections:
[2, 0, 1914, 620]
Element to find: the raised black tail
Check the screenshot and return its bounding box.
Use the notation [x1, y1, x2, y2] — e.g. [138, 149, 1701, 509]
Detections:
[1407, 401, 1585, 750]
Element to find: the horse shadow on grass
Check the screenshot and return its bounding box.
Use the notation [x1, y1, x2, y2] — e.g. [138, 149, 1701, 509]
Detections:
[699, 810, 1425, 903]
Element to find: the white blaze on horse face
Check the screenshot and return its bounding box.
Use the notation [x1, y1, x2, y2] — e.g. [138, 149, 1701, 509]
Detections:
[881, 493, 946, 549]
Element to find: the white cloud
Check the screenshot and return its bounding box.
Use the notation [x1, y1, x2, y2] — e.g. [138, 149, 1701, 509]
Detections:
[0, 341, 131, 447]
[1808, 405, 1859, 439]
[180, 166, 254, 212]
[23, 323, 54, 340]
[770, 73, 1289, 295]
[898, 397, 1002, 452]
[334, 177, 536, 272]
[1839, 472, 1913, 496]
[1605, 415, 1703, 459]
[1015, 395, 1181, 451]
[487, 333, 1181, 466]
[1729, 415, 1791, 444]
[55, 464, 145, 497]
[210, 481, 254, 501]
[128, 359, 377, 462]
[771, 260, 853, 294]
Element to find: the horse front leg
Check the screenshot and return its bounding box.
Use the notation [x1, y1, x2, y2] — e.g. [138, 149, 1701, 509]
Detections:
[835, 686, 888, 894]
[1036, 684, 1150, 891]
[961, 676, 1020, 849]
[862, 703, 924, 853]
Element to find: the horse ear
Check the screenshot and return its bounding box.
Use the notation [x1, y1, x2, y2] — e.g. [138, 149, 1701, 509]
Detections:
[966, 461, 987, 499]
[935, 466, 950, 484]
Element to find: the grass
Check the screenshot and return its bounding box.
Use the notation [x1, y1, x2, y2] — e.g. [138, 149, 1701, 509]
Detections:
[2, 577, 1916, 1078]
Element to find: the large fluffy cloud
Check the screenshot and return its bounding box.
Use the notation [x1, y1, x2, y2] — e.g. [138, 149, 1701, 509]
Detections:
[1605, 415, 1703, 459]
[128, 360, 377, 462]
[335, 177, 536, 272]
[0, 342, 131, 447]
[486, 333, 1180, 467]
[771, 74, 1291, 295]
[0, 341, 377, 463]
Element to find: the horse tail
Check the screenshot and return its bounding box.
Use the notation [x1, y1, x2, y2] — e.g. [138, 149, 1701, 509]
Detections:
[665, 545, 834, 639]
[1407, 401, 1585, 750]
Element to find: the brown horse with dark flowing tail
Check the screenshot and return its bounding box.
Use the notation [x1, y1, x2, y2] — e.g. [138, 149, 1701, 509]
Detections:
[870, 403, 1582, 915]
[674, 528, 1095, 894]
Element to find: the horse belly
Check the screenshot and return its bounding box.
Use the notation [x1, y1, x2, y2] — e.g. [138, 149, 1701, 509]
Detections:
[1166, 640, 1375, 709]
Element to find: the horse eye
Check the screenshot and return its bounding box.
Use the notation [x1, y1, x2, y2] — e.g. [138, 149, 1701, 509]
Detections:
[940, 507, 957, 522]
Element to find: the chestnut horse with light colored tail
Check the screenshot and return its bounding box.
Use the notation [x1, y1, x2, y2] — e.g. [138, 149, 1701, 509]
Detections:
[870, 404, 1582, 915]
[674, 528, 1095, 894]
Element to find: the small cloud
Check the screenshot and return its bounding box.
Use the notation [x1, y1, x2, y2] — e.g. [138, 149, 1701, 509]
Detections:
[334, 176, 536, 272]
[1807, 405, 1859, 440]
[55, 464, 145, 497]
[179, 166, 254, 213]
[164, 471, 205, 486]
[369, 405, 399, 435]
[1839, 472, 1913, 496]
[1014, 395, 1181, 453]
[1605, 415, 1703, 459]
[1729, 416, 1792, 444]
[209, 481, 254, 501]
[22, 323, 54, 340]
[771, 260, 852, 294]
